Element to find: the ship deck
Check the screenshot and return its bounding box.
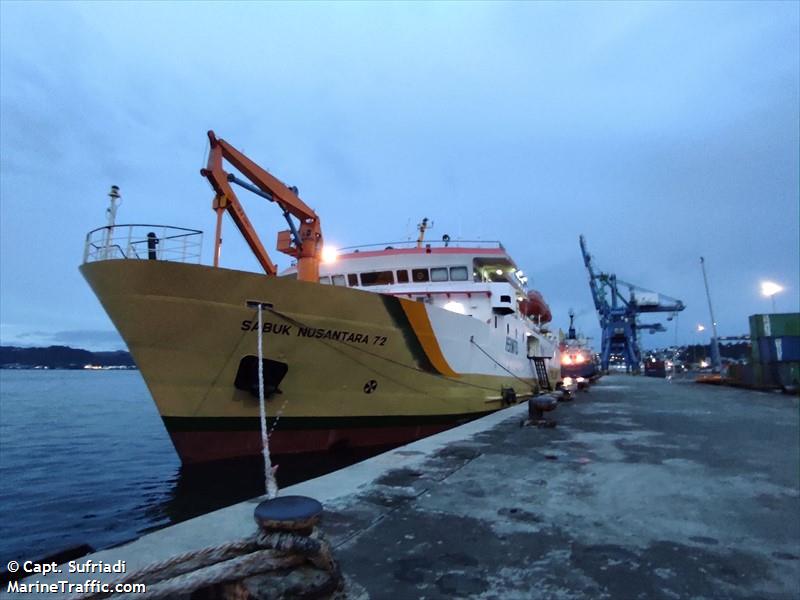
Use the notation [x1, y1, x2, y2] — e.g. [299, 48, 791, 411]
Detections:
[6, 375, 799, 599]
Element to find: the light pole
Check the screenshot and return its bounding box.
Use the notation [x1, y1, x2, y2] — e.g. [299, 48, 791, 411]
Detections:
[700, 257, 722, 373]
[760, 281, 783, 313]
[695, 324, 705, 366]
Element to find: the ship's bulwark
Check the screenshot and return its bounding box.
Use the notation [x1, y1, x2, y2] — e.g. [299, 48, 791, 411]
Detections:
[80, 260, 542, 463]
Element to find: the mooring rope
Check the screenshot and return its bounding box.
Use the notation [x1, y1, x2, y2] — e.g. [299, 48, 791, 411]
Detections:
[67, 529, 339, 600]
[257, 304, 279, 499]
[469, 336, 536, 391]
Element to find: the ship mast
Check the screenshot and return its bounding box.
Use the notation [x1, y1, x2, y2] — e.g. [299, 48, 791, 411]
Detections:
[103, 185, 121, 260]
[416, 217, 431, 248]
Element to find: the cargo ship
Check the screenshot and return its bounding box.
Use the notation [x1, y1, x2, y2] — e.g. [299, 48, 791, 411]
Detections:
[80, 132, 562, 464]
[560, 310, 599, 388]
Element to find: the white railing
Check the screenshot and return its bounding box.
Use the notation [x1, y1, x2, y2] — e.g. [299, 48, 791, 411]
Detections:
[339, 240, 504, 252]
[83, 225, 203, 264]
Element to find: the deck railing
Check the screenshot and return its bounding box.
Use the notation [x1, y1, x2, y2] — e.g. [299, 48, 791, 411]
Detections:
[83, 225, 203, 264]
[339, 240, 504, 253]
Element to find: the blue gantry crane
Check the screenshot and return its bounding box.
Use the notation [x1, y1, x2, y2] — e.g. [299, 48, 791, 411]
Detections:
[579, 235, 686, 373]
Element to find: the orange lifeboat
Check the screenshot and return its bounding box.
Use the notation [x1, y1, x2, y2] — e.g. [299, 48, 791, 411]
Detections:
[519, 290, 552, 323]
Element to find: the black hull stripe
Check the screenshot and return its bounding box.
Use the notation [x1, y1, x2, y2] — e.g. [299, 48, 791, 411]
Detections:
[162, 411, 495, 432]
[379, 294, 438, 374]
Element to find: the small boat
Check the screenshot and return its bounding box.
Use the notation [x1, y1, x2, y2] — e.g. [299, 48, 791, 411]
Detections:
[80, 132, 563, 463]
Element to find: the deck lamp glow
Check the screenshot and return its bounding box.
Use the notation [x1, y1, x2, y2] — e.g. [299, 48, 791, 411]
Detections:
[321, 246, 338, 264]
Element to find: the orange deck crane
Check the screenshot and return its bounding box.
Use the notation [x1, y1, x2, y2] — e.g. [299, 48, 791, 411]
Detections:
[200, 130, 323, 282]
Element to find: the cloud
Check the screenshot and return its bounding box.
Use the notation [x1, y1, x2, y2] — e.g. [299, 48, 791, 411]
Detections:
[0, 1, 797, 354]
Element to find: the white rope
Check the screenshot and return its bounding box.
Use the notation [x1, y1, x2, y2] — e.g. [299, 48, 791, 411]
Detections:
[257, 305, 279, 499]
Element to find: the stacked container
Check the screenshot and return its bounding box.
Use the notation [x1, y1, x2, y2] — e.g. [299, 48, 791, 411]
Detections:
[748, 313, 800, 391]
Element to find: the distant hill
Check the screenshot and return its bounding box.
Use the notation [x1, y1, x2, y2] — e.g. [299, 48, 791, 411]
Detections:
[0, 346, 136, 369]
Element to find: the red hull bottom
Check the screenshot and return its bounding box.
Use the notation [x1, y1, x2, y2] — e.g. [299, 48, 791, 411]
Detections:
[168, 423, 457, 464]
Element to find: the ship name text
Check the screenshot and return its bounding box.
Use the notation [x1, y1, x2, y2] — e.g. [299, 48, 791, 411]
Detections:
[240, 320, 387, 346]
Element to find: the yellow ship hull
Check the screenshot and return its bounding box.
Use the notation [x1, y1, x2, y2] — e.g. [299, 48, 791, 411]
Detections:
[81, 260, 547, 463]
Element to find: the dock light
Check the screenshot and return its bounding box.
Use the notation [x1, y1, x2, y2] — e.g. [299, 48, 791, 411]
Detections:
[563, 377, 574, 386]
[321, 246, 338, 264]
[575, 354, 585, 364]
[697, 324, 705, 332]
[561, 355, 573, 365]
[760, 281, 783, 312]
[495, 269, 503, 276]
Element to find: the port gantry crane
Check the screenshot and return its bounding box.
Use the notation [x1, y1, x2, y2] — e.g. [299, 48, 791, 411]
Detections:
[579, 235, 686, 373]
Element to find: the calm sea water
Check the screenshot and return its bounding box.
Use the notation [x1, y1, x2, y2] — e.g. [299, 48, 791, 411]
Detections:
[0, 370, 365, 566]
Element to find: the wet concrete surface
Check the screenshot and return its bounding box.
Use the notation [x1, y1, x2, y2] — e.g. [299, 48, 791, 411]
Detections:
[328, 375, 800, 599]
[6, 375, 797, 599]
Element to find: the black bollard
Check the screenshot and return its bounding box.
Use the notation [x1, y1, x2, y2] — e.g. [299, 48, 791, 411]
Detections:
[527, 396, 558, 428]
[254, 495, 323, 536]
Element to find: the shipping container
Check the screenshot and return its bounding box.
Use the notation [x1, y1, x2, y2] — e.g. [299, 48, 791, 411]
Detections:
[753, 363, 764, 387]
[778, 362, 800, 391]
[725, 363, 755, 386]
[749, 313, 800, 339]
[644, 359, 667, 378]
[755, 336, 800, 363]
[751, 341, 761, 362]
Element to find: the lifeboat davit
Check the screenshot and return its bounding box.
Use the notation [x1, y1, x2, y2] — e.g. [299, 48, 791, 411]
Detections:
[520, 290, 552, 323]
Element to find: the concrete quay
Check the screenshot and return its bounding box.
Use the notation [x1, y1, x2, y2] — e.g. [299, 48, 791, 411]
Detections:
[5, 375, 799, 599]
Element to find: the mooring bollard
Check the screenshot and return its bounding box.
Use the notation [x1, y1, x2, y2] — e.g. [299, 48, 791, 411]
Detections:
[525, 396, 558, 428]
[253, 495, 324, 534]
[219, 495, 343, 600]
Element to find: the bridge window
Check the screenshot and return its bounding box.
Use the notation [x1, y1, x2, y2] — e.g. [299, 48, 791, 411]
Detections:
[397, 269, 409, 283]
[431, 267, 448, 282]
[319, 276, 331, 285]
[412, 268, 429, 282]
[347, 274, 358, 287]
[450, 266, 469, 281]
[360, 271, 395, 286]
[331, 274, 346, 286]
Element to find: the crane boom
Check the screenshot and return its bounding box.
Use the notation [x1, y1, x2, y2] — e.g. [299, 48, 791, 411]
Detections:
[200, 130, 323, 281]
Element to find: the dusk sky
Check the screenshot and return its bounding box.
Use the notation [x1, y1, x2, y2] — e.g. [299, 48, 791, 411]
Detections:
[1, 1, 797, 351]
